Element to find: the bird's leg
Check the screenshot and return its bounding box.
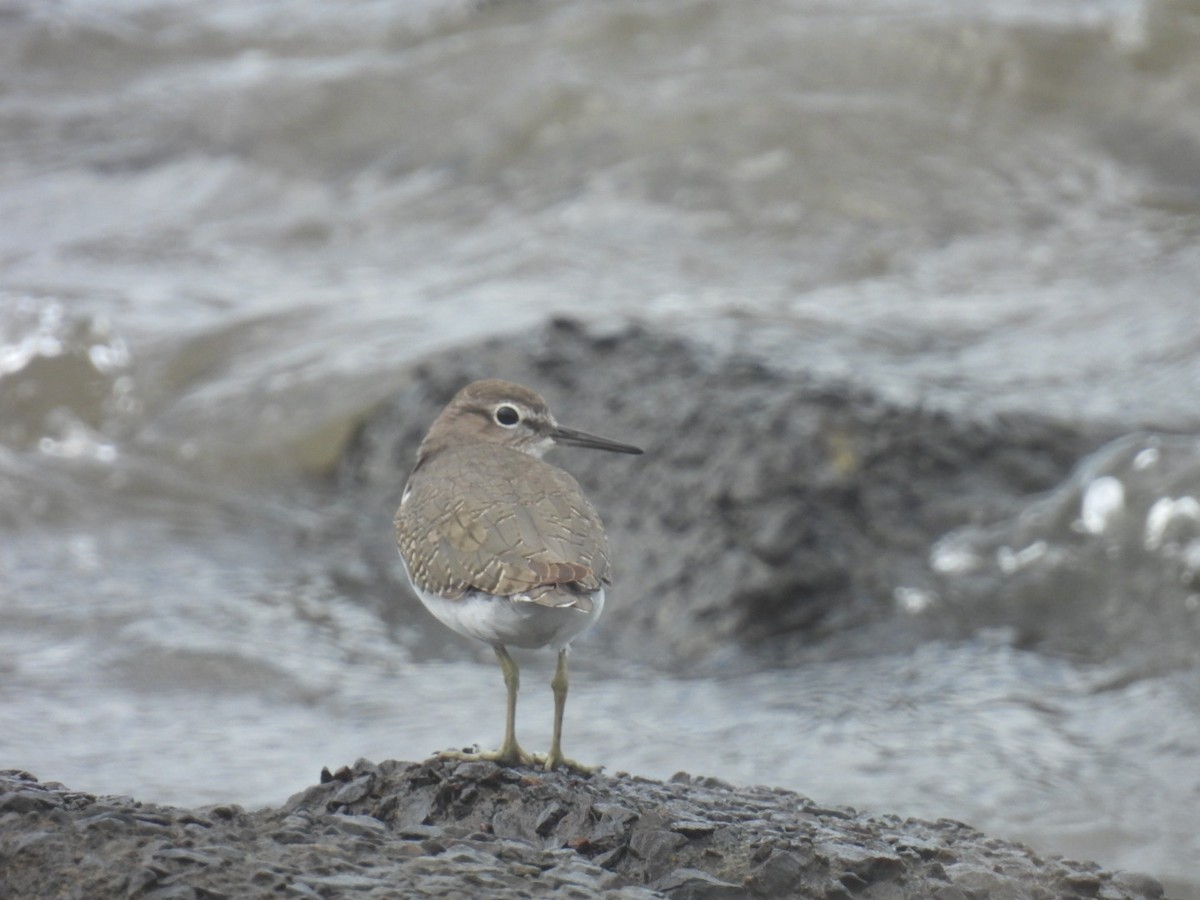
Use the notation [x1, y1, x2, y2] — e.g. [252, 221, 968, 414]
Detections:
[441, 644, 535, 767]
[543, 647, 598, 774]
[491, 644, 532, 765]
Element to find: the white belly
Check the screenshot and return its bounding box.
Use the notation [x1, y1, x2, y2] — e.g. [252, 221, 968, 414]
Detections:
[406, 569, 604, 651]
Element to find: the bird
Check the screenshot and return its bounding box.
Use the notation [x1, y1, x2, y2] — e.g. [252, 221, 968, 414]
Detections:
[393, 379, 642, 773]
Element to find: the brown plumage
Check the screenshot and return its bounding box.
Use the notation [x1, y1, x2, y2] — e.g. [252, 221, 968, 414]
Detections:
[395, 442, 611, 608]
[391, 378, 642, 772]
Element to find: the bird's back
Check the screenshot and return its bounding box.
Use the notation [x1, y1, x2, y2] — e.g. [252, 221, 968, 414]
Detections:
[394, 444, 612, 605]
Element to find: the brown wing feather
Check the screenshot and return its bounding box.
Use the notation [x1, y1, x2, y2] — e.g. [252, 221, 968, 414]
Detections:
[394, 444, 611, 604]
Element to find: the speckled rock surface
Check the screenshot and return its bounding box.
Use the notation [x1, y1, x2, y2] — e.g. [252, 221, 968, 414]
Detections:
[0, 761, 1164, 899]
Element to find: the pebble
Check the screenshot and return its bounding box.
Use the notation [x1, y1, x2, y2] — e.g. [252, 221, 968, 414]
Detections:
[669, 818, 717, 838]
[747, 848, 809, 895]
[284, 881, 323, 898]
[330, 777, 372, 806]
[822, 841, 905, 882]
[153, 846, 224, 866]
[80, 810, 137, 832]
[653, 867, 744, 899]
[306, 872, 385, 889]
[0, 791, 60, 813]
[271, 829, 314, 845]
[328, 812, 387, 838]
[628, 827, 688, 862]
[535, 801, 568, 836]
[143, 884, 201, 900]
[201, 804, 243, 821]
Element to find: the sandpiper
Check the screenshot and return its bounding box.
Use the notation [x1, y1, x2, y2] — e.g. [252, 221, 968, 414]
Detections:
[394, 379, 642, 772]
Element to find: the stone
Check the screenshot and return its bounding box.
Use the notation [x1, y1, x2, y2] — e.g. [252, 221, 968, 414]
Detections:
[306, 873, 385, 889]
[823, 841, 905, 883]
[0, 791, 60, 813]
[1110, 873, 1164, 898]
[330, 777, 372, 806]
[669, 818, 717, 838]
[0, 762, 1168, 900]
[628, 828, 688, 864]
[142, 885, 201, 900]
[653, 867, 744, 900]
[328, 813, 387, 838]
[153, 847, 224, 866]
[747, 848, 810, 895]
[535, 801, 569, 837]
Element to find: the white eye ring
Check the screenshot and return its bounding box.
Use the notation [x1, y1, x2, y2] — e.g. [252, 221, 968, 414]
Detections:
[494, 404, 521, 427]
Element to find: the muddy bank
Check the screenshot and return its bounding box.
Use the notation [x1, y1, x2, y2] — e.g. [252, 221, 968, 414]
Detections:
[337, 317, 1110, 668]
[0, 760, 1164, 899]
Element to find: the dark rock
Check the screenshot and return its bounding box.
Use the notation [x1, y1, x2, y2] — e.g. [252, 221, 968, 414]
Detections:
[200, 804, 243, 821]
[269, 829, 312, 845]
[124, 865, 165, 896]
[81, 810, 138, 832]
[329, 776, 372, 807]
[0, 771, 39, 783]
[338, 320, 1109, 670]
[327, 813, 387, 838]
[285, 883, 322, 899]
[395, 822, 443, 840]
[1109, 873, 1165, 899]
[6, 831, 62, 854]
[535, 801, 569, 837]
[153, 846, 223, 866]
[0, 761, 1165, 900]
[628, 826, 689, 865]
[592, 846, 627, 869]
[747, 848, 812, 895]
[133, 813, 172, 828]
[1063, 870, 1104, 894]
[142, 884, 200, 900]
[593, 802, 638, 835]
[542, 859, 620, 891]
[931, 887, 971, 900]
[452, 760, 506, 784]
[0, 791, 60, 813]
[654, 868, 743, 899]
[822, 841, 905, 883]
[305, 872, 385, 890]
[669, 818, 717, 838]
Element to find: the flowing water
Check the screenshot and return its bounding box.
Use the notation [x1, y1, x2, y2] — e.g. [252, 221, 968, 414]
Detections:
[3, 0, 1200, 894]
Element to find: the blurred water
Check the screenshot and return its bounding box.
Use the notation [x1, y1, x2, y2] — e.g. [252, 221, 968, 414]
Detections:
[3, 0, 1200, 894]
[930, 432, 1200, 669]
[2, 518, 1196, 886]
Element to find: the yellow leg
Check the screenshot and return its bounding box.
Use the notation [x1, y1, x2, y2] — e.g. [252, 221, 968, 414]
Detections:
[543, 647, 597, 774]
[441, 645, 535, 768]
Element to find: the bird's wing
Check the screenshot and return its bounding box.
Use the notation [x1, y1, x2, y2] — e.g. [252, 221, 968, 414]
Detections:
[394, 446, 612, 603]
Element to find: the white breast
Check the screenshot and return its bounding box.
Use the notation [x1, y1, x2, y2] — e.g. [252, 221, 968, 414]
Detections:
[403, 563, 604, 651]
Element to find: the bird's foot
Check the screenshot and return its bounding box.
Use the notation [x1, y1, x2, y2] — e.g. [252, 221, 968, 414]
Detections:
[439, 743, 538, 768]
[541, 748, 600, 775]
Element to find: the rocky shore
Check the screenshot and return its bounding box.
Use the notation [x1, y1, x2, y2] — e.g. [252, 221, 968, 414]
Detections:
[1, 319, 1176, 898]
[234, 317, 1177, 895]
[0, 759, 1164, 899]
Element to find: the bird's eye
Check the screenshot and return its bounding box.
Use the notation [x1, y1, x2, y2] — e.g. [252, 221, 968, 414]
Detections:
[494, 405, 520, 427]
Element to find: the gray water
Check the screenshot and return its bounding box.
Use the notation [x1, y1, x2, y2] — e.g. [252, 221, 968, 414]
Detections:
[3, 0, 1200, 895]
